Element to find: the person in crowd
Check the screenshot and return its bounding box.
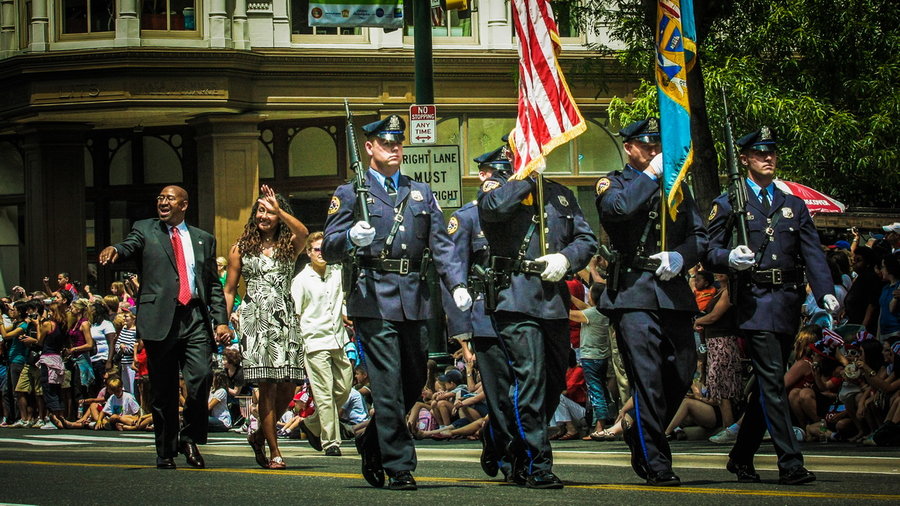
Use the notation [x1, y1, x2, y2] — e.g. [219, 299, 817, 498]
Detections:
[132, 337, 150, 410]
[876, 253, 900, 340]
[704, 126, 836, 485]
[430, 369, 467, 428]
[691, 271, 717, 312]
[222, 346, 247, 426]
[217, 256, 240, 310]
[291, 231, 352, 457]
[0, 306, 11, 426]
[88, 300, 116, 392]
[109, 281, 135, 308]
[14, 301, 45, 428]
[50, 374, 115, 429]
[224, 184, 309, 470]
[207, 370, 232, 433]
[803, 252, 850, 329]
[42, 273, 78, 301]
[99, 185, 231, 470]
[116, 308, 138, 394]
[35, 301, 68, 429]
[665, 360, 724, 440]
[95, 377, 140, 430]
[569, 283, 613, 441]
[786, 334, 843, 439]
[595, 117, 707, 486]
[844, 246, 884, 330]
[693, 272, 742, 435]
[341, 386, 369, 432]
[2, 301, 30, 426]
[353, 365, 372, 407]
[882, 223, 900, 254]
[322, 115, 470, 491]
[65, 299, 95, 408]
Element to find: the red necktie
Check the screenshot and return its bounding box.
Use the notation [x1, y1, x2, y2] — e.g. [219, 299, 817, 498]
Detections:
[170, 227, 192, 305]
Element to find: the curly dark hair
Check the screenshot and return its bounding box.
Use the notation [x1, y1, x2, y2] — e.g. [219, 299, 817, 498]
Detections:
[237, 193, 296, 262]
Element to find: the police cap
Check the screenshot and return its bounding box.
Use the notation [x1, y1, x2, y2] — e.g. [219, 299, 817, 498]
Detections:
[362, 114, 406, 142]
[474, 146, 512, 172]
[619, 118, 661, 144]
[736, 126, 777, 152]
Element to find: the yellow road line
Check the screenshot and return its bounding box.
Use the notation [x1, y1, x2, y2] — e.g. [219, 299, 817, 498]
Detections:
[2, 459, 899, 500]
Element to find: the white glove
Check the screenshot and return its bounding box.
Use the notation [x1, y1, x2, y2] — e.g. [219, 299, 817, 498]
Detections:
[536, 253, 570, 282]
[644, 153, 663, 179]
[649, 251, 684, 281]
[349, 220, 376, 247]
[453, 286, 473, 312]
[728, 245, 756, 271]
[822, 294, 839, 314]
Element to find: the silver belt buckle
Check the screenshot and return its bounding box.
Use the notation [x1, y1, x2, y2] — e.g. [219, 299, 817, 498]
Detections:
[398, 258, 409, 275]
[771, 270, 782, 284]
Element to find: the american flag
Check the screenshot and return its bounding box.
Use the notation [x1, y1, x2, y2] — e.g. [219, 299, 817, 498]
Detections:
[508, 0, 586, 178]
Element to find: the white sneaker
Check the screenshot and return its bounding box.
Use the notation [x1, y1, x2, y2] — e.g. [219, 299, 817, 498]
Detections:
[27, 419, 43, 428]
[709, 426, 739, 444]
[40, 421, 58, 430]
[11, 419, 28, 428]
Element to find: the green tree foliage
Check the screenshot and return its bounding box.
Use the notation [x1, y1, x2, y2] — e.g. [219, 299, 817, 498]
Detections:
[579, 0, 900, 209]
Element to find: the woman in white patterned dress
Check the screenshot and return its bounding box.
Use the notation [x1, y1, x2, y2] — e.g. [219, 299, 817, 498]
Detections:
[224, 184, 308, 470]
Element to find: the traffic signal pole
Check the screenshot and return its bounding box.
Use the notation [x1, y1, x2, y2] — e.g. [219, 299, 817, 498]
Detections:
[413, 0, 434, 104]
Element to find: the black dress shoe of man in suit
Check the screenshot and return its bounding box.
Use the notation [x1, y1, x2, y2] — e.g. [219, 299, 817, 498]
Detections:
[180, 442, 205, 469]
[727, 459, 761, 483]
[388, 471, 417, 491]
[525, 470, 564, 489]
[779, 466, 816, 485]
[355, 430, 384, 488]
[156, 457, 176, 469]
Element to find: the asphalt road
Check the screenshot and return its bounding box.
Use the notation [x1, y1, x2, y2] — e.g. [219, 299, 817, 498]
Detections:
[0, 429, 898, 505]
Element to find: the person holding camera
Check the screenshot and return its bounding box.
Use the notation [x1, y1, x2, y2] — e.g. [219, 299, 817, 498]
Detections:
[36, 301, 68, 429]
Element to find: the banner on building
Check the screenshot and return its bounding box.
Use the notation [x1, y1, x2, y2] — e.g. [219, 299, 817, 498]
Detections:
[308, 0, 404, 28]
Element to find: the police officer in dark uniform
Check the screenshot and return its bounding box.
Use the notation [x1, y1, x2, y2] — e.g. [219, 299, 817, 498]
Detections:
[477, 155, 596, 489]
[322, 115, 471, 491]
[704, 127, 837, 486]
[441, 146, 516, 481]
[594, 118, 708, 486]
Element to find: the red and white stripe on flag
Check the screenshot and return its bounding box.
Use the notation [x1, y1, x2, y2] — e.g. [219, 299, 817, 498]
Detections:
[508, 0, 586, 179]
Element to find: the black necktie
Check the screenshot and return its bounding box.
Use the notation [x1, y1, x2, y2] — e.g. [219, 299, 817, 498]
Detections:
[759, 188, 770, 214]
[384, 177, 397, 202]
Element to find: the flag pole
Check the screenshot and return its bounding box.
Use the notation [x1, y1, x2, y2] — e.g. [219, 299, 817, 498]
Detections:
[537, 173, 547, 256]
[660, 182, 667, 251]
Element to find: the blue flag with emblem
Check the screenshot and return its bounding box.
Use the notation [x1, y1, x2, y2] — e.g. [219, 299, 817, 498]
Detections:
[655, 0, 696, 216]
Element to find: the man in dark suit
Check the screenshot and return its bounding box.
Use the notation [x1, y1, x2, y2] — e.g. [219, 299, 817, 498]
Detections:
[322, 115, 470, 491]
[594, 118, 708, 486]
[477, 154, 597, 489]
[99, 185, 230, 470]
[704, 127, 836, 485]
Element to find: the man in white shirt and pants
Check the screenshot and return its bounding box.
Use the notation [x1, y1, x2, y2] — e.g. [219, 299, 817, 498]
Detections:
[292, 231, 353, 456]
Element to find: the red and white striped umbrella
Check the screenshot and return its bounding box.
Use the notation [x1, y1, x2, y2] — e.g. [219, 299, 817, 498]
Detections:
[774, 180, 846, 215]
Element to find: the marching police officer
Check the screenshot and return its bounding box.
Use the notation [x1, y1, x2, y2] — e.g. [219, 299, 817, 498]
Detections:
[477, 153, 597, 489]
[322, 114, 471, 491]
[441, 146, 515, 481]
[704, 126, 837, 485]
[594, 118, 708, 486]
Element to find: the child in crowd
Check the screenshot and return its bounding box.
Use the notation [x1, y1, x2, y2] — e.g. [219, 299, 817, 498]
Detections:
[95, 377, 140, 430]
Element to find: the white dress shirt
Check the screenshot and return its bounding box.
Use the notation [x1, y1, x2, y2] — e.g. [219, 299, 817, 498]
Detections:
[291, 263, 347, 353]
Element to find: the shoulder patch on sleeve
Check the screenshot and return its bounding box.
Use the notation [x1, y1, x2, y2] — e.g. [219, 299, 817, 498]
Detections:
[327, 195, 341, 215]
[708, 203, 718, 222]
[447, 216, 459, 235]
[595, 178, 611, 195]
[482, 180, 501, 193]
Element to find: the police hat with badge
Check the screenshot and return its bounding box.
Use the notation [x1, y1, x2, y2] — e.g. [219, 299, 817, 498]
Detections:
[474, 146, 512, 178]
[736, 126, 777, 153]
[619, 118, 661, 144]
[362, 114, 406, 142]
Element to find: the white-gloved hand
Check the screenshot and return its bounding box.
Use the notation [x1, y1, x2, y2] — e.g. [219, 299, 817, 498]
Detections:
[649, 251, 684, 281]
[349, 220, 376, 247]
[728, 245, 756, 271]
[644, 153, 663, 179]
[453, 286, 473, 312]
[822, 294, 839, 314]
[536, 253, 570, 282]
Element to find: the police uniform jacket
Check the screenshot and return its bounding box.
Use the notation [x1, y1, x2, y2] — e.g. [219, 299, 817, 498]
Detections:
[478, 176, 597, 320]
[594, 166, 708, 312]
[322, 170, 465, 321]
[703, 182, 833, 335]
[441, 201, 496, 338]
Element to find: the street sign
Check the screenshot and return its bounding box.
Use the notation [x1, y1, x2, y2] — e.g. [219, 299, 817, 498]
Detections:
[402, 144, 462, 208]
[409, 104, 436, 144]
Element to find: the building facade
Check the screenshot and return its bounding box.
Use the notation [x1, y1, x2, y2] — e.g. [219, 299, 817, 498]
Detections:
[0, 0, 636, 295]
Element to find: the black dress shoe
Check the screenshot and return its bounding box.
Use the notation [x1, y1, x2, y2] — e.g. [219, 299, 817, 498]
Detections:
[388, 471, 417, 491]
[324, 446, 342, 457]
[779, 466, 816, 485]
[479, 431, 499, 477]
[156, 457, 176, 469]
[179, 442, 205, 469]
[525, 470, 564, 489]
[299, 421, 322, 452]
[503, 466, 527, 486]
[355, 431, 384, 488]
[646, 470, 681, 487]
[622, 422, 649, 479]
[727, 459, 761, 483]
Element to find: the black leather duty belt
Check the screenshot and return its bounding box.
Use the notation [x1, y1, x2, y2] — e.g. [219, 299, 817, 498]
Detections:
[491, 256, 546, 275]
[751, 268, 803, 286]
[627, 255, 661, 272]
[358, 257, 421, 274]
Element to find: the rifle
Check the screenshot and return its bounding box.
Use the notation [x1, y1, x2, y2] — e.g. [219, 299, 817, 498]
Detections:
[342, 99, 369, 296]
[721, 89, 750, 303]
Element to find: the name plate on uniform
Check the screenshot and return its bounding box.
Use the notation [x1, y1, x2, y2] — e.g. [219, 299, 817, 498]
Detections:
[403, 145, 462, 209]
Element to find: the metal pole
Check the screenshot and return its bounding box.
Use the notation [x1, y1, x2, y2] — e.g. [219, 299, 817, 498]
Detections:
[660, 183, 667, 251]
[414, 0, 434, 104]
[537, 174, 548, 255]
